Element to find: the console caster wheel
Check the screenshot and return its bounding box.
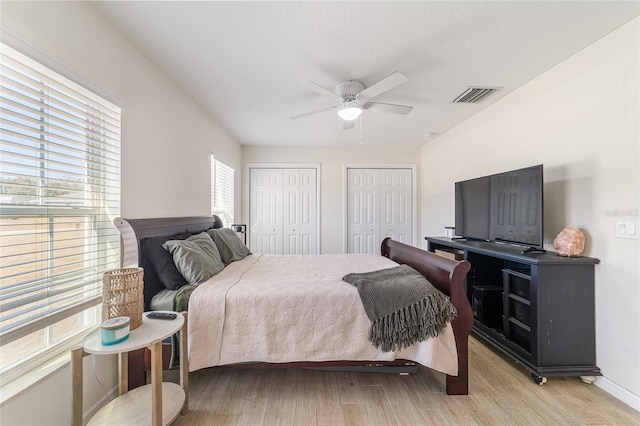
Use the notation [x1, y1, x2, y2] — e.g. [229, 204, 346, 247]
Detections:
[580, 376, 596, 384]
[531, 373, 547, 385]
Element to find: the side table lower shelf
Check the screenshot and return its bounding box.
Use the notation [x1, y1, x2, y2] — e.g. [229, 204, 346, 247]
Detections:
[72, 311, 188, 426]
[88, 383, 185, 426]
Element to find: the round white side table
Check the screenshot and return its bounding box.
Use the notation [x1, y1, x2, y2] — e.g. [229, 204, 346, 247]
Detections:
[72, 311, 188, 426]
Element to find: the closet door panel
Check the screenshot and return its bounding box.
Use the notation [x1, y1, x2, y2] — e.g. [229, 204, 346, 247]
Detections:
[347, 169, 380, 254]
[347, 168, 413, 253]
[282, 169, 299, 254]
[380, 168, 412, 245]
[298, 169, 317, 254]
[250, 169, 283, 254]
[347, 169, 364, 253]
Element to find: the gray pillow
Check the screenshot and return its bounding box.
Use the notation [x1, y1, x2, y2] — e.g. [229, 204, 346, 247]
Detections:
[162, 232, 225, 285]
[206, 228, 251, 264]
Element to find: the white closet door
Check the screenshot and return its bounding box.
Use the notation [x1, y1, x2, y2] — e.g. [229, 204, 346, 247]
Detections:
[380, 168, 413, 245]
[347, 169, 380, 254]
[298, 169, 317, 254]
[283, 169, 317, 254]
[250, 169, 283, 254]
[347, 168, 413, 254]
[250, 167, 318, 255]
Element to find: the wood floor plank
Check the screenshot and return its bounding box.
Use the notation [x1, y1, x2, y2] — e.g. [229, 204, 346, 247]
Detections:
[377, 374, 425, 424]
[493, 384, 578, 425]
[498, 407, 550, 425]
[292, 374, 318, 425]
[237, 397, 268, 426]
[166, 336, 640, 425]
[214, 371, 258, 416]
[359, 384, 401, 426]
[334, 371, 366, 404]
[438, 400, 481, 426]
[316, 371, 345, 425]
[262, 372, 296, 426]
[340, 403, 370, 426]
[417, 408, 455, 425]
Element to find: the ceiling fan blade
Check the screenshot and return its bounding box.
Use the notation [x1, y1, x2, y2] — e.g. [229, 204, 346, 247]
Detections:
[298, 80, 339, 99]
[365, 102, 413, 115]
[290, 105, 336, 120]
[343, 120, 355, 130]
[358, 72, 408, 99]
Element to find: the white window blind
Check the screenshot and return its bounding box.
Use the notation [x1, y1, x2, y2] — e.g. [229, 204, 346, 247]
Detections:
[211, 155, 234, 226]
[0, 44, 121, 378]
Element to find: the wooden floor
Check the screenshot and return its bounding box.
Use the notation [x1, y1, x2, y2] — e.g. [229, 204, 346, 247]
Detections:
[169, 336, 640, 425]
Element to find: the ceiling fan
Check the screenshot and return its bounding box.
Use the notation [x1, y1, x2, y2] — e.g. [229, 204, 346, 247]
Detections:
[290, 71, 413, 129]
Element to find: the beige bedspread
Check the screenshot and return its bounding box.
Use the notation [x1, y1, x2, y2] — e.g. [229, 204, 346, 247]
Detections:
[187, 253, 458, 375]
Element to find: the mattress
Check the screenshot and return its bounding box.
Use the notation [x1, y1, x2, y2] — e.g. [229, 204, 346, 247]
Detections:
[187, 253, 458, 375]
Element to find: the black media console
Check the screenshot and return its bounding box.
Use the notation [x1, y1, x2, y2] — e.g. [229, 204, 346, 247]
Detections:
[425, 236, 601, 385]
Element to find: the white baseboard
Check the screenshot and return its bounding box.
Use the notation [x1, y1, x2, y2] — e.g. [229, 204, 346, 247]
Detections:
[595, 376, 640, 412]
[84, 385, 119, 423]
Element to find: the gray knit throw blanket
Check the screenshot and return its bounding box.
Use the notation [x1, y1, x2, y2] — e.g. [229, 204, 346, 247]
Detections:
[342, 264, 457, 352]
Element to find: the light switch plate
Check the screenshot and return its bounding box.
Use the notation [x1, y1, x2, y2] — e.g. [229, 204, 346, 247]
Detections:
[616, 221, 640, 239]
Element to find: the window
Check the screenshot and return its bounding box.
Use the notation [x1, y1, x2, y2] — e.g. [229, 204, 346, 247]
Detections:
[0, 44, 121, 383]
[210, 155, 234, 226]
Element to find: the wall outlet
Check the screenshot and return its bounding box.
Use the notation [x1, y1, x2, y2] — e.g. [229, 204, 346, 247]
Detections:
[616, 221, 639, 239]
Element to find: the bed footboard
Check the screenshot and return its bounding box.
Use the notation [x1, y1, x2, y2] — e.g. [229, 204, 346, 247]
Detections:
[381, 238, 472, 395]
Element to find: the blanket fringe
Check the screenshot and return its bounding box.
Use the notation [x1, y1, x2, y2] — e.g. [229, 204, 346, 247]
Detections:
[369, 294, 457, 352]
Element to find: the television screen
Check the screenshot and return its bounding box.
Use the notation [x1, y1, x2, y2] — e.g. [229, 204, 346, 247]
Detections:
[455, 165, 543, 248]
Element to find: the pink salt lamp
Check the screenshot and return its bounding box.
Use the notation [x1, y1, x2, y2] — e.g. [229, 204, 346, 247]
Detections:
[553, 226, 585, 257]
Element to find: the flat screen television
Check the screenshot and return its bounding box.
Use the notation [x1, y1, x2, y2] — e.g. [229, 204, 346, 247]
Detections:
[454, 165, 544, 250]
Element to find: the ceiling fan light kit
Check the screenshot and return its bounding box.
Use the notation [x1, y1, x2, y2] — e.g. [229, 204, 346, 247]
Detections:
[337, 104, 363, 121]
[292, 72, 413, 126]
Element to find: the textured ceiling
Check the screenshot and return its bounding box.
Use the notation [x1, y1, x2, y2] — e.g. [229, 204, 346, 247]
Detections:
[93, 1, 640, 147]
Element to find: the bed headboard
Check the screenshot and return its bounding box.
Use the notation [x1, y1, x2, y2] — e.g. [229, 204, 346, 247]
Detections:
[114, 216, 223, 309]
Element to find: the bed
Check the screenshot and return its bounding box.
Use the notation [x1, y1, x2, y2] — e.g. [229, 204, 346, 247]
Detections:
[115, 216, 472, 395]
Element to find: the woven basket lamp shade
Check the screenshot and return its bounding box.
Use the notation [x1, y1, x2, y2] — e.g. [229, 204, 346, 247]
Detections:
[102, 267, 144, 330]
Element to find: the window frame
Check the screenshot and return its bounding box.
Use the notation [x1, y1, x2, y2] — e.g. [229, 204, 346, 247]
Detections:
[0, 43, 121, 385]
[210, 154, 235, 227]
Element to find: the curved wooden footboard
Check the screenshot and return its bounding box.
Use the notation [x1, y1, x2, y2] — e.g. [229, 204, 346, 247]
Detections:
[381, 238, 472, 395]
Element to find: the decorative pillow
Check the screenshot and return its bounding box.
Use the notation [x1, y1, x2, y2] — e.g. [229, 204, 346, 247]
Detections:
[162, 232, 225, 285]
[141, 233, 191, 290]
[206, 228, 251, 264]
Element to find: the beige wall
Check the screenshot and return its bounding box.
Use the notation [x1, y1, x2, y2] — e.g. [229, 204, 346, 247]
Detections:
[2, 1, 242, 220]
[0, 2, 241, 424]
[242, 145, 421, 254]
[421, 18, 640, 407]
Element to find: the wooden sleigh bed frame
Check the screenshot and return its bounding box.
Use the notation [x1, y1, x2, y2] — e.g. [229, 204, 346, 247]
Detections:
[115, 216, 473, 395]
